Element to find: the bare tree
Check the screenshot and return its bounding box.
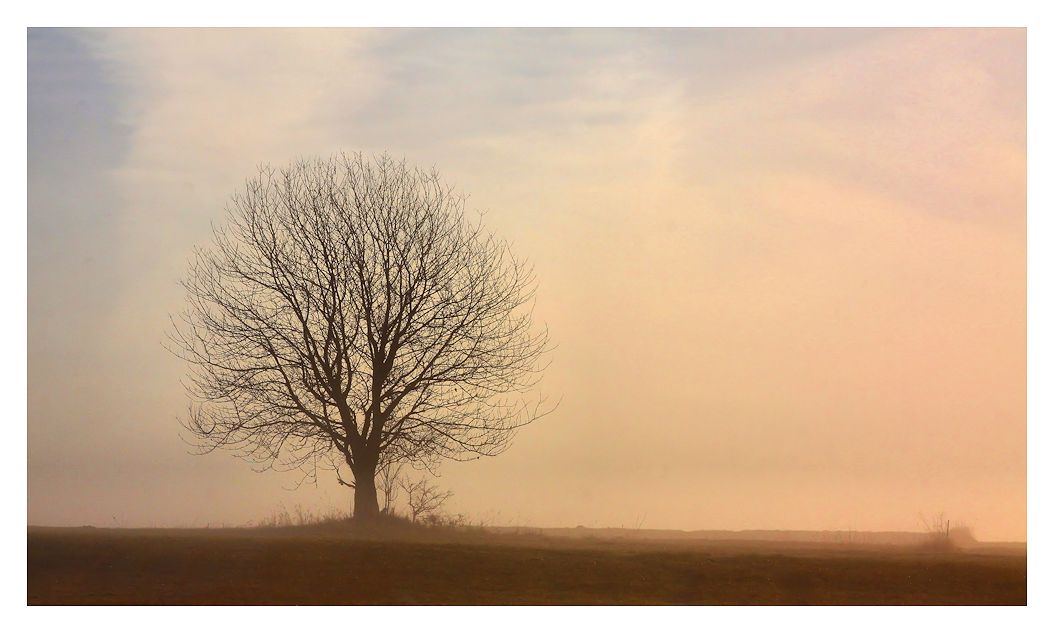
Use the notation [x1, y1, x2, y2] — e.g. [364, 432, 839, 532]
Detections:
[399, 476, 454, 524]
[169, 153, 551, 519]
[377, 461, 404, 515]
[919, 511, 950, 539]
[918, 511, 959, 551]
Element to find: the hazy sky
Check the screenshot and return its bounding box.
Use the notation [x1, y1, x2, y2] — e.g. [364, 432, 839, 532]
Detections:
[28, 28, 1026, 540]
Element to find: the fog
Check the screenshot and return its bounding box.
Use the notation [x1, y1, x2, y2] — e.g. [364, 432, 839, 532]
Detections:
[28, 28, 1025, 540]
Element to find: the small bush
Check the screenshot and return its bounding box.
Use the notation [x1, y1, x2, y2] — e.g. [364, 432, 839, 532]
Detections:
[917, 512, 974, 552]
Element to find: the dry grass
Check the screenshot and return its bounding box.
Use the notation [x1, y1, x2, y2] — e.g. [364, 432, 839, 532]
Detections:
[255, 504, 351, 528]
[28, 525, 1025, 605]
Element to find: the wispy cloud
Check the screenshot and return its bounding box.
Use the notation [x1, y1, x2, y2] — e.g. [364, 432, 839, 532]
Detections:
[28, 28, 1025, 539]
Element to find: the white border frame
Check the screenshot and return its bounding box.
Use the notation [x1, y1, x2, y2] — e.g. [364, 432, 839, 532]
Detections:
[7, 2, 1048, 630]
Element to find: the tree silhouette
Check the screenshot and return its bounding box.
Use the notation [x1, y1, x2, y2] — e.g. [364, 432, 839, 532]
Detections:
[169, 153, 551, 518]
[377, 461, 404, 515]
[399, 476, 454, 524]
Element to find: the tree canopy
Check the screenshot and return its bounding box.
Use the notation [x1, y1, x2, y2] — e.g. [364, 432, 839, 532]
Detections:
[169, 153, 551, 517]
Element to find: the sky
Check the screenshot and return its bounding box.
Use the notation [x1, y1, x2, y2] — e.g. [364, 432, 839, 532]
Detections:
[27, 28, 1026, 540]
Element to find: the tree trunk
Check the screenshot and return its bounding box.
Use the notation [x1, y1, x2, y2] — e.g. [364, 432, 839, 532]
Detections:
[352, 464, 380, 520]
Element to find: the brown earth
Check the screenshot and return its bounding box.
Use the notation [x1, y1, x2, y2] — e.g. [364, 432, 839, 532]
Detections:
[27, 525, 1026, 605]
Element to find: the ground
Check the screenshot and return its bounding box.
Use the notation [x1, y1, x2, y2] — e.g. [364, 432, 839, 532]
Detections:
[27, 525, 1026, 605]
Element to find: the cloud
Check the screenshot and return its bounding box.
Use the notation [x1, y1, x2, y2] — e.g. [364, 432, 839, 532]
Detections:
[28, 29, 1026, 539]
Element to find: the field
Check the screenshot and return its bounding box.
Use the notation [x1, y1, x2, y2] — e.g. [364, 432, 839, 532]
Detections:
[27, 526, 1026, 605]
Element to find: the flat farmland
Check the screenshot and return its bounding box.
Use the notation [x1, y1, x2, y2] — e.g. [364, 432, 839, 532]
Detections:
[27, 526, 1026, 605]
